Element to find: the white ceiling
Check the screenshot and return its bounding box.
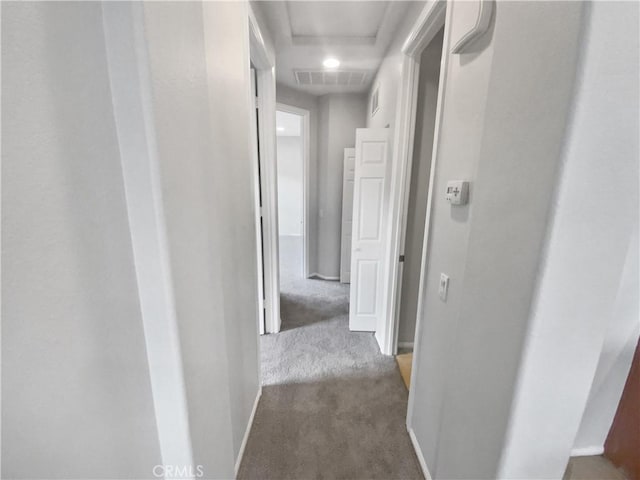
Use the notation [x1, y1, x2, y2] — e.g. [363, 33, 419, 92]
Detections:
[276, 110, 302, 136]
[253, 1, 415, 96]
[287, 2, 388, 38]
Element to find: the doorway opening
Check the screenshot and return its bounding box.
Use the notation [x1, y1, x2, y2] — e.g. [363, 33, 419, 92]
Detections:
[249, 12, 280, 336]
[275, 106, 309, 284]
[242, 2, 450, 478]
[394, 27, 445, 389]
[250, 64, 267, 335]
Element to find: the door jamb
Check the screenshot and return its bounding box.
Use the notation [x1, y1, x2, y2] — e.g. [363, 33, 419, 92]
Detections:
[275, 102, 311, 279]
[380, 0, 447, 357]
[249, 7, 281, 334]
[249, 69, 265, 336]
[403, 2, 450, 441]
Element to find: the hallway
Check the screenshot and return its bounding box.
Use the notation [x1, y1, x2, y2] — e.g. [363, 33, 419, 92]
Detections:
[238, 274, 423, 479]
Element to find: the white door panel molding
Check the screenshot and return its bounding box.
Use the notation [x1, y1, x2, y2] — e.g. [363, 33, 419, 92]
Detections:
[349, 128, 390, 333]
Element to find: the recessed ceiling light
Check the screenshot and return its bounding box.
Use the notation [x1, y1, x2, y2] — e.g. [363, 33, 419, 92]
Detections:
[277, 127, 285, 132]
[323, 58, 340, 69]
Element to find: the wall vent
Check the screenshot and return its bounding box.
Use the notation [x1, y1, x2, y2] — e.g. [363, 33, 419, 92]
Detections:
[294, 69, 369, 87]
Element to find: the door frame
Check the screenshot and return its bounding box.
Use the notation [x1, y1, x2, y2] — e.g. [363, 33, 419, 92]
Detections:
[386, 2, 450, 478]
[378, 0, 448, 356]
[249, 69, 265, 336]
[249, 7, 281, 334]
[275, 102, 311, 279]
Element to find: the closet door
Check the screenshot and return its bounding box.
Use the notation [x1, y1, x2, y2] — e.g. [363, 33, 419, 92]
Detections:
[349, 128, 390, 332]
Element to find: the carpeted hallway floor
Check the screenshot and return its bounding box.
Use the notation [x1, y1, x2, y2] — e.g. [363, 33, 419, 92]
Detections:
[237, 252, 424, 479]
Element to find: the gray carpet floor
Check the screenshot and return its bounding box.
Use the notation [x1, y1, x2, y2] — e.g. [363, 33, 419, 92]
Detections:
[237, 257, 424, 480]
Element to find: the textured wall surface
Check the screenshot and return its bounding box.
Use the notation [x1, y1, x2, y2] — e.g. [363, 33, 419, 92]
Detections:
[2, 2, 263, 478]
[2, 3, 161, 477]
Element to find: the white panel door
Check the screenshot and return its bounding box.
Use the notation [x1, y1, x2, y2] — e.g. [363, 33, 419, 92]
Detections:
[340, 148, 356, 283]
[349, 128, 390, 331]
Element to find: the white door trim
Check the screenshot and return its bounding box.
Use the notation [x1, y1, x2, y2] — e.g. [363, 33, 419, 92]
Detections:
[249, 69, 265, 336]
[399, 2, 451, 474]
[249, 7, 281, 334]
[379, 0, 447, 355]
[276, 102, 311, 279]
[375, 0, 450, 473]
[340, 147, 356, 284]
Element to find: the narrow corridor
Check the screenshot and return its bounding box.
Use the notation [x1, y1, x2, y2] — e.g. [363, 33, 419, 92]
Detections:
[238, 273, 423, 479]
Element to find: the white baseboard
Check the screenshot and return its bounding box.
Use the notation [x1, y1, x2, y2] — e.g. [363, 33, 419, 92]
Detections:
[408, 427, 432, 480]
[398, 341, 414, 349]
[309, 272, 340, 281]
[571, 446, 604, 457]
[234, 386, 262, 476]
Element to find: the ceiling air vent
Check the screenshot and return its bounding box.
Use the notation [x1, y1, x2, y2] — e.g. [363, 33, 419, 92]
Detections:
[294, 70, 369, 87]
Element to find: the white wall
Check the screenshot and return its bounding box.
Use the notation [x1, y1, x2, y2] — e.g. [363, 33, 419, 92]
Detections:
[568, 2, 640, 456]
[573, 225, 639, 454]
[277, 135, 304, 236]
[408, 2, 496, 473]
[397, 29, 443, 344]
[276, 87, 367, 279]
[499, 2, 639, 477]
[276, 84, 320, 274]
[204, 2, 262, 464]
[406, 1, 587, 478]
[2, 2, 262, 478]
[2, 3, 161, 477]
[367, 1, 427, 132]
[249, 0, 276, 63]
[317, 93, 368, 278]
[102, 3, 194, 472]
[140, 2, 261, 474]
